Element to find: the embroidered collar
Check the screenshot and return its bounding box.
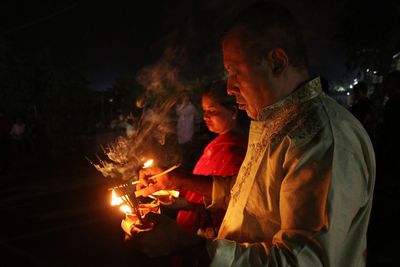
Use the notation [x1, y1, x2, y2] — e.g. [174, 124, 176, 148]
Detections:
[257, 77, 323, 121]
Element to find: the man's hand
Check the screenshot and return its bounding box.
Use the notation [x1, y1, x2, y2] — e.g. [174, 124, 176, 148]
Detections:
[125, 212, 204, 258]
[121, 213, 154, 240]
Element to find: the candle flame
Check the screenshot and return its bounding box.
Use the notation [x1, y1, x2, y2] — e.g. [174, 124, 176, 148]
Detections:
[143, 159, 154, 168]
[111, 189, 133, 214]
[120, 205, 132, 214]
[111, 189, 124, 206]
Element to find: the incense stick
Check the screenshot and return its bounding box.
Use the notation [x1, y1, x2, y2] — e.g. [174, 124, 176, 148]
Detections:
[134, 164, 180, 197]
[118, 185, 143, 223]
[107, 180, 139, 191]
[148, 164, 180, 180]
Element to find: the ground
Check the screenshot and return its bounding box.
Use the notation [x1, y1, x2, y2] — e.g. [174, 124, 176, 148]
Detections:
[0, 152, 171, 266]
[0, 138, 397, 266]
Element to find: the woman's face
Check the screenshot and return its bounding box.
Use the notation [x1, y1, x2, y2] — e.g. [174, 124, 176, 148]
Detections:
[202, 94, 236, 135]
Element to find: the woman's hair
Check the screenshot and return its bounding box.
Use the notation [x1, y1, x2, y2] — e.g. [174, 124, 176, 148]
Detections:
[202, 79, 237, 112]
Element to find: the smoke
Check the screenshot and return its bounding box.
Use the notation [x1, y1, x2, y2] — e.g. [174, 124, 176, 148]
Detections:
[91, 45, 189, 182]
[91, 100, 180, 182]
[91, 0, 256, 183]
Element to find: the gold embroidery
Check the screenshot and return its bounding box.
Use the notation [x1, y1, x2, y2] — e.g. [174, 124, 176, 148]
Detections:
[231, 77, 324, 204]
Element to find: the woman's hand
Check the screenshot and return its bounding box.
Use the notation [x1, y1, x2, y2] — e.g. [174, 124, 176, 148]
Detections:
[135, 167, 181, 197]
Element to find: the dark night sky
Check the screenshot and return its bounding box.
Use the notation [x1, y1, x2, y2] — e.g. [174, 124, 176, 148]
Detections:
[1, 0, 346, 91]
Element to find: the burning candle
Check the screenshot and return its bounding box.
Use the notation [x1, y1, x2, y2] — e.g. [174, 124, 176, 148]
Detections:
[111, 188, 136, 215]
[143, 159, 154, 168]
[111, 188, 161, 216]
[111, 189, 124, 206]
[120, 205, 132, 214]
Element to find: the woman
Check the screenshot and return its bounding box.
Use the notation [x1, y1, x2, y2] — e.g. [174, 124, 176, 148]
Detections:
[173, 80, 248, 237]
[131, 80, 248, 267]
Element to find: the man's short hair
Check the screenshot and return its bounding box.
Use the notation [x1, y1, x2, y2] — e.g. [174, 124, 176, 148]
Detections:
[222, 1, 308, 68]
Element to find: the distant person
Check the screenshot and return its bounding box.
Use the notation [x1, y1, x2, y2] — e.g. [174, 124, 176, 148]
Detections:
[0, 108, 12, 173]
[9, 116, 26, 165]
[10, 116, 26, 141]
[368, 83, 385, 129]
[349, 81, 378, 142]
[115, 111, 127, 136]
[379, 70, 400, 180]
[176, 91, 198, 145]
[136, 94, 155, 126]
[125, 118, 137, 138]
[175, 91, 200, 170]
[367, 71, 400, 267]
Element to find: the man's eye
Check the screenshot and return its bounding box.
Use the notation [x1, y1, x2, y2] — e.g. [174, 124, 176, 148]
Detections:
[204, 110, 218, 116]
[226, 69, 238, 79]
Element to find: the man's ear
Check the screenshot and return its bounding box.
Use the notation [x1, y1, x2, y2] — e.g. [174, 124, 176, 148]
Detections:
[267, 48, 288, 75]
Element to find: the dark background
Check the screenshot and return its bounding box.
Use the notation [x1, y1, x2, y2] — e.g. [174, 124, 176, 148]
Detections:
[1, 0, 347, 89]
[1, 0, 399, 266]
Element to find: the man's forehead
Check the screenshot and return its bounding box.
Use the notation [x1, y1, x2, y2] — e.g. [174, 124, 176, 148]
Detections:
[223, 27, 245, 47]
[222, 33, 246, 63]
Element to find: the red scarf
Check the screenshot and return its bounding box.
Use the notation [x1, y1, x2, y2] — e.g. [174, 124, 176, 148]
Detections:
[176, 132, 247, 233]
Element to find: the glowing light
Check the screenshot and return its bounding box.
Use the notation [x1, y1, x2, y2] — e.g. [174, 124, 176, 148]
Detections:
[349, 85, 353, 89]
[143, 159, 154, 168]
[347, 92, 350, 96]
[153, 190, 180, 198]
[336, 86, 345, 92]
[111, 189, 133, 214]
[111, 189, 124, 206]
[120, 205, 132, 214]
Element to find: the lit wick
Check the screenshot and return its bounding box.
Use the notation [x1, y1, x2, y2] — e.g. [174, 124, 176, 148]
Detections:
[143, 159, 154, 169]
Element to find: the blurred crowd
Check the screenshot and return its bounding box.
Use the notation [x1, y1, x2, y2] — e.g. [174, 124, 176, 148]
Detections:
[0, 109, 49, 173]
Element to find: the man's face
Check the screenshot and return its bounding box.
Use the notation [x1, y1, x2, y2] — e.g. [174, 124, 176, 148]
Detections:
[223, 32, 270, 120]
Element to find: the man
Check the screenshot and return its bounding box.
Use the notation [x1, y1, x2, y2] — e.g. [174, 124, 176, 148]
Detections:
[127, 2, 375, 266]
[176, 91, 199, 145]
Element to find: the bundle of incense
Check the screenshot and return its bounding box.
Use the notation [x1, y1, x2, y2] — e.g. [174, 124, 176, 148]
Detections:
[116, 184, 143, 223]
[107, 180, 139, 191]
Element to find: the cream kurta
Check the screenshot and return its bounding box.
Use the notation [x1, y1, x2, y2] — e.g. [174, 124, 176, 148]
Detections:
[207, 77, 375, 266]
